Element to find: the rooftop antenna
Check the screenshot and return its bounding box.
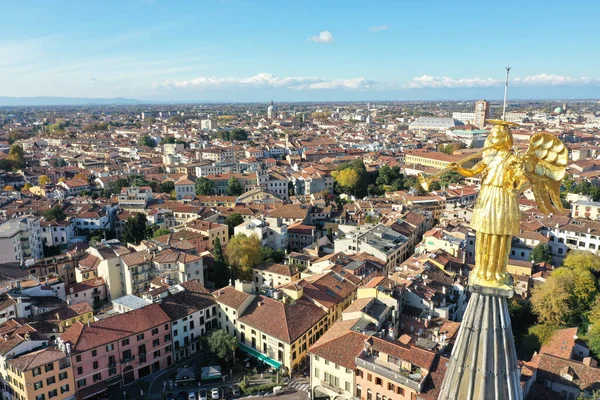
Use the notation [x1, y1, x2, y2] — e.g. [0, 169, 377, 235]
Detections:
[502, 65, 511, 121]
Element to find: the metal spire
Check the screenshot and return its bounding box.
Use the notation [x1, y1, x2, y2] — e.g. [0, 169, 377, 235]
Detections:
[502, 65, 511, 121]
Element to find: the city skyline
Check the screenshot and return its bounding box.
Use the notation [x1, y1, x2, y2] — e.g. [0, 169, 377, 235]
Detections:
[2, 0, 600, 102]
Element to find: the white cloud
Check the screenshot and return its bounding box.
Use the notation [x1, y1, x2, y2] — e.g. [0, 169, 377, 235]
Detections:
[512, 73, 600, 86]
[405, 75, 500, 89]
[370, 25, 388, 32]
[405, 73, 600, 89]
[153, 73, 373, 91]
[89, 76, 99, 82]
[308, 31, 334, 43]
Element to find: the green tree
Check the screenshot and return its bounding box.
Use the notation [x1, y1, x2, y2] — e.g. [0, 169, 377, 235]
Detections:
[52, 158, 67, 168]
[578, 390, 600, 400]
[333, 168, 360, 193]
[261, 247, 285, 263]
[230, 128, 248, 141]
[562, 250, 600, 272]
[43, 205, 66, 222]
[38, 175, 51, 186]
[225, 213, 244, 237]
[207, 329, 238, 362]
[531, 265, 598, 327]
[196, 177, 216, 196]
[138, 135, 157, 148]
[152, 228, 171, 238]
[531, 243, 553, 264]
[160, 181, 175, 194]
[8, 144, 24, 167]
[225, 234, 262, 280]
[122, 213, 149, 245]
[214, 237, 225, 263]
[226, 177, 243, 196]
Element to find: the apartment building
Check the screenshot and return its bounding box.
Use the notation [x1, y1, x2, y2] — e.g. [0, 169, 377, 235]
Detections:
[158, 280, 218, 361]
[234, 217, 288, 251]
[60, 304, 173, 397]
[0, 215, 43, 262]
[252, 262, 300, 292]
[6, 346, 75, 400]
[183, 220, 229, 249]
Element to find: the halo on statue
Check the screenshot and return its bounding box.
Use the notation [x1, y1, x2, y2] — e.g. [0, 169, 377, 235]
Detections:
[485, 119, 520, 127]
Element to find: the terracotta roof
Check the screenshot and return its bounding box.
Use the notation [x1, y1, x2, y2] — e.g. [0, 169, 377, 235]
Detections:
[159, 280, 215, 320]
[213, 286, 252, 310]
[309, 319, 367, 370]
[537, 353, 600, 392]
[255, 262, 298, 278]
[369, 336, 436, 371]
[540, 327, 579, 360]
[238, 295, 326, 344]
[60, 303, 170, 353]
[7, 346, 67, 372]
[67, 277, 105, 294]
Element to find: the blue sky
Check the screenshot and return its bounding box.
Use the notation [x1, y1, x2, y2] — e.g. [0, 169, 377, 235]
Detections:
[1, 0, 599, 102]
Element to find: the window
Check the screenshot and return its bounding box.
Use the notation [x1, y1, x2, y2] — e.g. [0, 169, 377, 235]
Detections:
[164, 324, 169, 331]
[34, 381, 43, 390]
[122, 339, 129, 346]
[152, 328, 159, 335]
[165, 334, 171, 342]
[91, 350, 97, 357]
[60, 384, 69, 394]
[153, 339, 160, 347]
[345, 381, 350, 392]
[77, 379, 86, 388]
[48, 389, 58, 398]
[45, 363, 54, 373]
[33, 367, 42, 376]
[36, 395, 46, 400]
[356, 385, 362, 398]
[314, 355, 319, 361]
[77, 367, 83, 375]
[137, 333, 144, 341]
[367, 389, 372, 400]
[375, 377, 382, 386]
[93, 361, 98, 369]
[397, 387, 404, 395]
[93, 373, 101, 382]
[367, 373, 372, 382]
[59, 372, 68, 381]
[106, 344, 114, 352]
[314, 368, 319, 379]
[46, 376, 56, 385]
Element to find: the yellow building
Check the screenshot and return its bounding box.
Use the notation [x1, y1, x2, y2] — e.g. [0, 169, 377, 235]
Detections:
[252, 262, 300, 292]
[37, 302, 95, 333]
[6, 346, 75, 400]
[507, 259, 533, 277]
[214, 283, 328, 372]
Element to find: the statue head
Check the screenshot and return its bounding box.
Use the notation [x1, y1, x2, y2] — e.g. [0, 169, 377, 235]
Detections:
[485, 124, 514, 150]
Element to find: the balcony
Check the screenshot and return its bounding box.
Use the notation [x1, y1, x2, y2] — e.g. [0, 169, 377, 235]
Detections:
[319, 380, 343, 394]
[355, 355, 425, 392]
[120, 355, 136, 364]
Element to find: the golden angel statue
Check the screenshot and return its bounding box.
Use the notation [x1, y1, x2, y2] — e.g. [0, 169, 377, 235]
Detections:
[443, 120, 568, 288]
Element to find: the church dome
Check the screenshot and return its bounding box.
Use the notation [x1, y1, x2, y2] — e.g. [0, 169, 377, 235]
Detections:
[554, 106, 564, 114]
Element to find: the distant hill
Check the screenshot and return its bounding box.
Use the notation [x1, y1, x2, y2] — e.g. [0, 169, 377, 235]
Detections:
[0, 96, 151, 106]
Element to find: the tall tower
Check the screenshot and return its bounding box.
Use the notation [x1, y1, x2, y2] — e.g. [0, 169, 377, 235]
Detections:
[502, 66, 512, 121]
[473, 100, 490, 129]
[267, 100, 277, 120]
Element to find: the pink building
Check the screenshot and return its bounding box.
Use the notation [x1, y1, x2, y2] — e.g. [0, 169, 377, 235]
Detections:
[61, 303, 173, 398]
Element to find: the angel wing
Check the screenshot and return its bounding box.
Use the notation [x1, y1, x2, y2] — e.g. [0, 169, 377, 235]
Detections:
[520, 133, 568, 215]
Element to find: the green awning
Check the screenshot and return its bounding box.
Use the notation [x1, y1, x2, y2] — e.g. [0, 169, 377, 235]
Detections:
[238, 342, 282, 369]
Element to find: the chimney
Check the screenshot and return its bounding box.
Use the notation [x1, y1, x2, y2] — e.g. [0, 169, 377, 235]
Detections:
[583, 357, 598, 367]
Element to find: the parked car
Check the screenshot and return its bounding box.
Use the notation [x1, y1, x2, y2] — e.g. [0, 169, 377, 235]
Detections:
[211, 388, 220, 400]
[231, 385, 241, 397]
[199, 389, 208, 400]
[189, 392, 197, 400]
